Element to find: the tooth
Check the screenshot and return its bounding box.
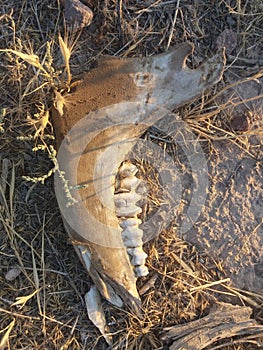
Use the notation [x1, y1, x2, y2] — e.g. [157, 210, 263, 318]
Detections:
[115, 161, 149, 278]
[114, 192, 141, 207]
[135, 265, 149, 277]
[120, 176, 141, 191]
[127, 247, 148, 266]
[116, 205, 142, 218]
[118, 162, 138, 177]
[119, 218, 142, 228]
[114, 192, 142, 217]
[123, 237, 143, 248]
[121, 227, 144, 242]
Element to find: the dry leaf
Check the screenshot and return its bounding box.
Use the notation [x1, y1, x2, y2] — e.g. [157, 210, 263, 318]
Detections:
[0, 319, 15, 350]
[34, 110, 50, 138]
[53, 90, 66, 116]
[12, 289, 39, 309]
[58, 34, 72, 86]
[58, 34, 71, 65]
[0, 49, 42, 70]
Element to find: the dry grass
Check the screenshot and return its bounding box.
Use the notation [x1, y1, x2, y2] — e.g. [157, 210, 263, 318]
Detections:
[0, 0, 262, 349]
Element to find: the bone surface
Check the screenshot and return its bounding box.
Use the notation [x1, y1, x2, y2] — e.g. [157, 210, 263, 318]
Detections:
[52, 42, 225, 312]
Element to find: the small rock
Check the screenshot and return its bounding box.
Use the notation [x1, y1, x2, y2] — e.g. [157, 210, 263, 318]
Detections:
[64, 0, 93, 31]
[5, 267, 21, 281]
[216, 29, 237, 55]
[230, 113, 250, 132]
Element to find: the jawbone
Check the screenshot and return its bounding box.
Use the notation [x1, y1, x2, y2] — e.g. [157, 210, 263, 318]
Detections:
[52, 41, 225, 313]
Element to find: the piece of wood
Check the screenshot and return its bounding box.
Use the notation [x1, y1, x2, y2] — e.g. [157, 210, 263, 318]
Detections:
[162, 302, 263, 349]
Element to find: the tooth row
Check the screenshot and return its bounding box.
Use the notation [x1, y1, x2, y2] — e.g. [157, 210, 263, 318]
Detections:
[114, 162, 149, 277]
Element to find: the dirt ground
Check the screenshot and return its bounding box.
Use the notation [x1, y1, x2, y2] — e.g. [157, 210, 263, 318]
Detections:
[0, 1, 262, 349]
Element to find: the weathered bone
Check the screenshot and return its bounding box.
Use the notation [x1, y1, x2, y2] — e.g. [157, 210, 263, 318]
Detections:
[52, 42, 225, 313]
[84, 285, 112, 345]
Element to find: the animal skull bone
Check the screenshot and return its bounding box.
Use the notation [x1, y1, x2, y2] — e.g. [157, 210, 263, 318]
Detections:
[52, 42, 225, 313]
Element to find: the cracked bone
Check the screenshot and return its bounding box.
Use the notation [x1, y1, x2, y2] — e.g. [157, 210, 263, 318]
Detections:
[52, 42, 225, 315]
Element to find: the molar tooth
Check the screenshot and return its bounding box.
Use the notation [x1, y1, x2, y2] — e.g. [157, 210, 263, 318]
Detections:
[135, 266, 149, 277]
[124, 237, 143, 248]
[114, 192, 141, 207]
[114, 192, 142, 217]
[119, 218, 142, 228]
[120, 176, 141, 191]
[116, 205, 142, 217]
[118, 162, 138, 177]
[127, 247, 148, 266]
[115, 161, 148, 279]
[121, 227, 143, 241]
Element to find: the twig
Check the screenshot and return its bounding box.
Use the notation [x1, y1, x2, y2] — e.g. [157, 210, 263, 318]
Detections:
[0, 307, 40, 320]
[166, 0, 180, 50]
[228, 54, 263, 66]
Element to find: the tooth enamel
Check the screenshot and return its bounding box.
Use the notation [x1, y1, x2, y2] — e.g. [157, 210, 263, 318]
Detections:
[120, 176, 141, 191]
[118, 162, 138, 177]
[127, 247, 148, 265]
[115, 161, 149, 278]
[124, 238, 144, 248]
[134, 265, 149, 277]
[115, 205, 142, 218]
[114, 192, 141, 207]
[121, 227, 143, 241]
[119, 218, 142, 228]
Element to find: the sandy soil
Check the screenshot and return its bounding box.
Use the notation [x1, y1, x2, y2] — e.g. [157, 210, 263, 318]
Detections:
[184, 135, 262, 292]
[132, 74, 263, 295]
